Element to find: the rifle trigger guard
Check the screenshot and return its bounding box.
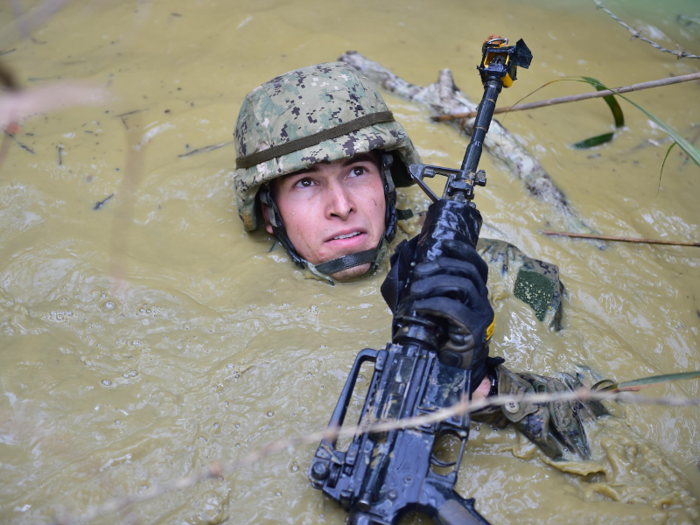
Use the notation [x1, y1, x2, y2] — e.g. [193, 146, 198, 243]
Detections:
[429, 456, 458, 468]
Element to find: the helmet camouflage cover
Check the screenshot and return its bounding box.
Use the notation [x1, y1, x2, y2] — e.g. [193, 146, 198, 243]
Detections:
[233, 62, 421, 232]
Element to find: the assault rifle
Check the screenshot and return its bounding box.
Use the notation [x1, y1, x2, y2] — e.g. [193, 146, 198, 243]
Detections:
[309, 37, 533, 525]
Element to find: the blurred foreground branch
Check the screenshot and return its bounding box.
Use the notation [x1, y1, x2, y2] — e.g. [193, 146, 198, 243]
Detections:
[0, 82, 106, 130]
[595, 1, 700, 60]
[54, 388, 700, 525]
[0, 81, 106, 171]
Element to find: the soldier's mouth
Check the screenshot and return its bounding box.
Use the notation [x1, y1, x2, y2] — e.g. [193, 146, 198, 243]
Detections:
[331, 232, 362, 240]
[325, 230, 367, 247]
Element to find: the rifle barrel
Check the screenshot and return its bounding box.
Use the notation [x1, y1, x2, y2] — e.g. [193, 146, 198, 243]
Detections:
[461, 78, 503, 173]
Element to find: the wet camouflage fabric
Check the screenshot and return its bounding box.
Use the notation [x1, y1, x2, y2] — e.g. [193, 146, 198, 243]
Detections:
[233, 62, 421, 231]
[476, 238, 564, 330]
[472, 365, 599, 460]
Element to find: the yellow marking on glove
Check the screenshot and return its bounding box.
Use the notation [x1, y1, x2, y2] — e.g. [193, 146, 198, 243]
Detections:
[486, 317, 495, 341]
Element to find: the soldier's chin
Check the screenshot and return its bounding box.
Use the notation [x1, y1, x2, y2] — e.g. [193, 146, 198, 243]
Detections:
[330, 263, 372, 282]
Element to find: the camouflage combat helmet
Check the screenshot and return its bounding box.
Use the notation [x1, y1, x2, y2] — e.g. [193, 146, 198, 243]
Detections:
[233, 62, 421, 277]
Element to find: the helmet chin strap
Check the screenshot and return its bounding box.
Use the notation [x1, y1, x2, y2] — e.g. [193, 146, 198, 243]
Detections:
[259, 152, 404, 277]
[314, 245, 383, 275]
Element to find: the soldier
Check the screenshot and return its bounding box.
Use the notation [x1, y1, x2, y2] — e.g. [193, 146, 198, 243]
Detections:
[233, 62, 599, 460]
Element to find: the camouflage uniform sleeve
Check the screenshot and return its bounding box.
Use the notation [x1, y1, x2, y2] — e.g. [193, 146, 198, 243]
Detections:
[477, 238, 565, 330]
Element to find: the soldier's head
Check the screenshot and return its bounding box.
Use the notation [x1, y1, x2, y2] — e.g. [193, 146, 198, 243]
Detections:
[233, 62, 420, 282]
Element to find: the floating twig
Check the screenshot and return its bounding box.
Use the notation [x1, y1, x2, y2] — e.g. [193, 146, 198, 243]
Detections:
[57, 144, 63, 165]
[433, 72, 700, 122]
[5, 130, 34, 153]
[541, 230, 700, 247]
[115, 109, 143, 118]
[178, 140, 234, 158]
[595, 1, 700, 60]
[93, 193, 114, 210]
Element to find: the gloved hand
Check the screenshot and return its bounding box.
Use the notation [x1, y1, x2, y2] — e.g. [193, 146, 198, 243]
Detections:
[408, 239, 494, 381]
[382, 235, 495, 390]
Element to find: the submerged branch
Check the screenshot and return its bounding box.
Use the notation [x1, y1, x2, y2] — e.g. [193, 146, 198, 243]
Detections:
[541, 230, 700, 247]
[338, 51, 594, 235]
[55, 387, 700, 525]
[595, 1, 700, 60]
[434, 72, 700, 122]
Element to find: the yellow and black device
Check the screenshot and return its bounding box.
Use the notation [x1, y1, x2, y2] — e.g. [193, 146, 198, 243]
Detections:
[478, 35, 532, 88]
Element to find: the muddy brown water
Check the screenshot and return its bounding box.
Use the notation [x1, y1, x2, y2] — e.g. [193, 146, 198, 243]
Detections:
[1, 0, 699, 523]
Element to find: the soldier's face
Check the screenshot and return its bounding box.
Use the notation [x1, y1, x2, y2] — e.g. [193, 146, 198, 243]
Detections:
[267, 152, 386, 281]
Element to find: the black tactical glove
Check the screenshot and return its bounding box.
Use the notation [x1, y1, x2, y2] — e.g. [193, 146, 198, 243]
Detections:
[407, 240, 494, 383]
[381, 231, 495, 391]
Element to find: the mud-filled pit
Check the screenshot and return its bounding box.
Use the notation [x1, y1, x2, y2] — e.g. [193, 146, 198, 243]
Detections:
[0, 0, 699, 524]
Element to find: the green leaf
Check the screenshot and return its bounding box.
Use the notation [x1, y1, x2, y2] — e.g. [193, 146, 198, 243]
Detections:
[572, 132, 615, 149]
[582, 76, 625, 128]
[571, 77, 700, 167]
[595, 370, 700, 393]
[570, 77, 625, 148]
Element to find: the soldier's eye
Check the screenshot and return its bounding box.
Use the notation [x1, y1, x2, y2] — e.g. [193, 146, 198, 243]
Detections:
[296, 178, 314, 188]
[350, 167, 366, 177]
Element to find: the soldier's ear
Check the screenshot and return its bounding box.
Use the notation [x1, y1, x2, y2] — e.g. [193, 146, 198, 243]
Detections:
[261, 204, 274, 234]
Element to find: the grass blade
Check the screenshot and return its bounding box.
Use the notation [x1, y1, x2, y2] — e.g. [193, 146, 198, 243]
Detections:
[582, 76, 625, 127]
[657, 141, 678, 194]
[595, 370, 700, 393]
[571, 76, 625, 148]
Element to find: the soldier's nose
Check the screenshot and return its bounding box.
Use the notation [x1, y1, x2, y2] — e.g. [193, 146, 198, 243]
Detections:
[327, 184, 354, 220]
